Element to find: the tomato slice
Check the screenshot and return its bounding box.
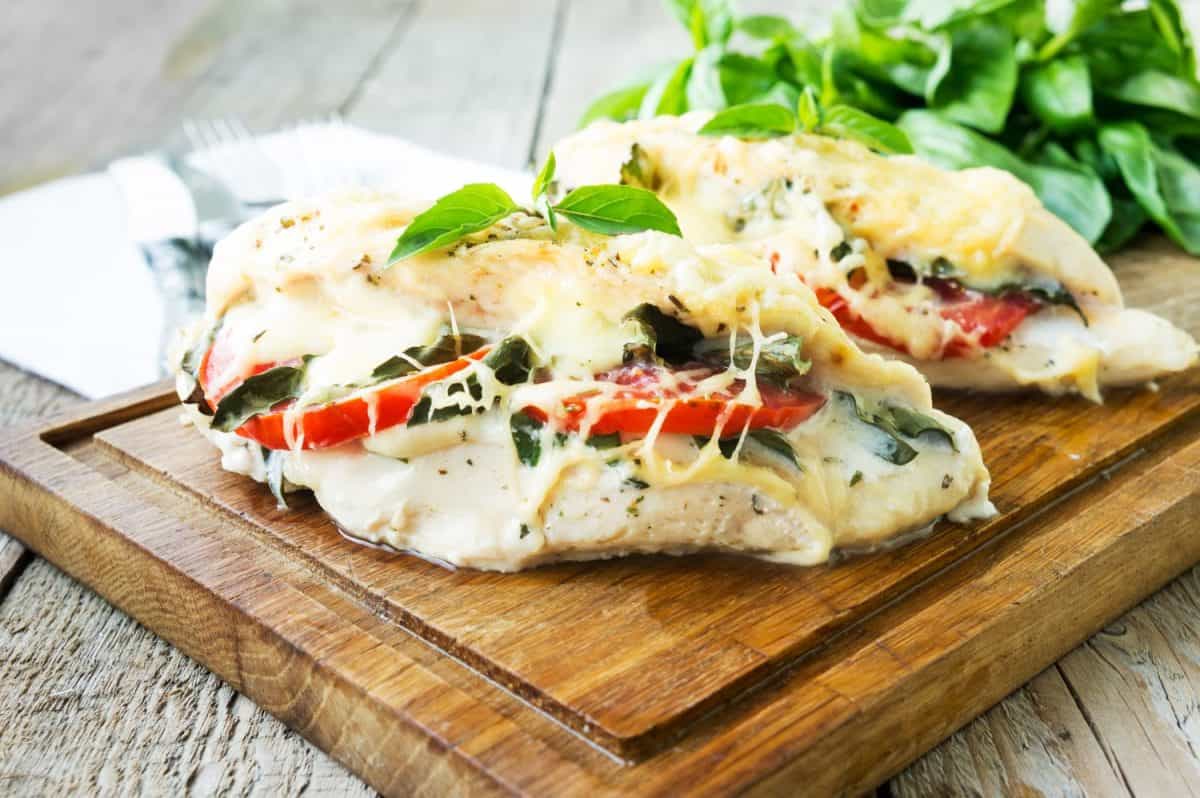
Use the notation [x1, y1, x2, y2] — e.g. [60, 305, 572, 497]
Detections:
[199, 338, 489, 450]
[527, 364, 826, 437]
[813, 284, 1038, 358]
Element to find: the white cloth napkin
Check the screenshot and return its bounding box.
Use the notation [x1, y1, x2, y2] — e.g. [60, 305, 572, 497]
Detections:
[0, 124, 530, 399]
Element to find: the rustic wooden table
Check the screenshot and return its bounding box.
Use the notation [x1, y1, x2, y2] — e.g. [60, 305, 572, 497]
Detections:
[2, 1, 1199, 795]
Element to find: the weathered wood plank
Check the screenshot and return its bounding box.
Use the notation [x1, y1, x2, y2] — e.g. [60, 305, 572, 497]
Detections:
[344, 0, 563, 170]
[892, 666, 1129, 797]
[0, 557, 373, 796]
[1056, 568, 1200, 798]
[0, 0, 415, 195]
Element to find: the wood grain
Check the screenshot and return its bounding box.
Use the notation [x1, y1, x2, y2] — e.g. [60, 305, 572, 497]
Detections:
[0, 0, 414, 195]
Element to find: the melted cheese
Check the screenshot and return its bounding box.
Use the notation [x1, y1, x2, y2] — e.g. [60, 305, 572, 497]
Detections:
[552, 114, 1198, 396]
[176, 190, 994, 570]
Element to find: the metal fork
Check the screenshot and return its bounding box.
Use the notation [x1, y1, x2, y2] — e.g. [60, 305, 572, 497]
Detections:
[182, 115, 366, 206]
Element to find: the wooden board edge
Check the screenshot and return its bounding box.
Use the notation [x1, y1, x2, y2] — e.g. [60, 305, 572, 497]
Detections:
[743, 434, 1200, 796]
[0, 432, 607, 797]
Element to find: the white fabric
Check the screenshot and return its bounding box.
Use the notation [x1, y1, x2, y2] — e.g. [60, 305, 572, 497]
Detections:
[0, 123, 530, 398]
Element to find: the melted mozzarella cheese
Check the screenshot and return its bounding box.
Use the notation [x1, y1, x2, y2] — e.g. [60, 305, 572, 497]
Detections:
[552, 114, 1198, 397]
[176, 190, 995, 571]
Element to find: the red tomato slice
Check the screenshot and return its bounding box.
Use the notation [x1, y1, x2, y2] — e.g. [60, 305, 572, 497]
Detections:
[199, 338, 489, 450]
[812, 285, 1038, 358]
[528, 364, 826, 437]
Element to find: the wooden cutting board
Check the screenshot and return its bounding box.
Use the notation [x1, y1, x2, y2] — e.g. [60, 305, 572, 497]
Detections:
[2, 239, 1199, 796]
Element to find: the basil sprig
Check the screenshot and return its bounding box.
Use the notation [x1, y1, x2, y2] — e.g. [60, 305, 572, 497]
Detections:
[389, 160, 682, 262]
[212, 359, 311, 433]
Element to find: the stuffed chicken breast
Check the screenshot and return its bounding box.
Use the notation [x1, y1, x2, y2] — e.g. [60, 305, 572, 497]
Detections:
[552, 113, 1198, 401]
[173, 189, 992, 571]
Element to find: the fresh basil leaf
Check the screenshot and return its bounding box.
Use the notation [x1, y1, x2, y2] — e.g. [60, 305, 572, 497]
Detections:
[579, 81, 654, 127]
[586, 432, 623, 450]
[821, 105, 913, 154]
[622, 303, 704, 365]
[212, 360, 309, 433]
[510, 412, 543, 467]
[737, 14, 796, 41]
[833, 7, 951, 100]
[388, 184, 520, 263]
[640, 58, 694, 118]
[858, 0, 1023, 30]
[1101, 69, 1200, 121]
[553, 185, 682, 236]
[408, 376, 483, 427]
[797, 87, 822, 132]
[666, 0, 735, 49]
[836, 391, 956, 466]
[698, 103, 797, 139]
[532, 151, 558, 231]
[1020, 55, 1094, 133]
[1096, 197, 1149, 252]
[483, 336, 534, 385]
[371, 333, 488, 382]
[746, 429, 802, 469]
[932, 24, 1018, 134]
[694, 334, 812, 386]
[1039, 0, 1120, 61]
[1100, 121, 1200, 254]
[1149, 0, 1195, 75]
[532, 151, 556, 201]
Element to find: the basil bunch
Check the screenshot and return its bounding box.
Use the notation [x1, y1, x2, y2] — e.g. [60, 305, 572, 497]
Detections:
[580, 0, 1200, 254]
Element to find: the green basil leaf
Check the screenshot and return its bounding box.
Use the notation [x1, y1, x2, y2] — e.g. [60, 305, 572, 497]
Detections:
[797, 87, 822, 132]
[212, 360, 309, 433]
[619, 143, 661, 191]
[579, 81, 653, 127]
[482, 336, 534, 385]
[371, 333, 488, 382]
[639, 58, 694, 118]
[1096, 197, 1149, 252]
[746, 429, 802, 470]
[833, 8, 951, 99]
[1101, 69, 1200, 121]
[532, 151, 556, 201]
[1020, 55, 1094, 133]
[510, 412, 543, 467]
[553, 185, 682, 236]
[820, 105, 913, 154]
[1149, 0, 1195, 75]
[1101, 124, 1200, 254]
[697, 103, 797, 139]
[836, 391, 956, 466]
[622, 303, 704, 365]
[1038, 0, 1120, 61]
[408, 375, 483, 427]
[932, 24, 1018, 134]
[737, 14, 796, 41]
[694, 334, 812, 386]
[586, 432, 623, 450]
[532, 151, 558, 231]
[666, 0, 735, 48]
[388, 184, 520, 263]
